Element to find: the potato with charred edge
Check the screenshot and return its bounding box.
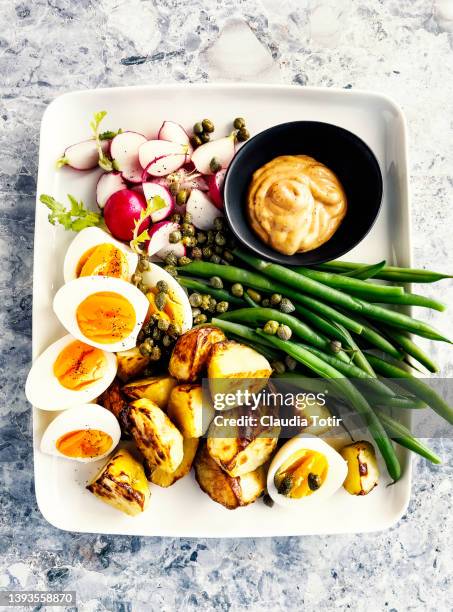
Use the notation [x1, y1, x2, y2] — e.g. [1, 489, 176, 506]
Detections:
[167, 384, 215, 438]
[145, 438, 199, 487]
[124, 398, 184, 473]
[98, 378, 130, 436]
[194, 443, 266, 509]
[116, 347, 151, 382]
[122, 376, 177, 410]
[340, 440, 379, 495]
[87, 449, 150, 516]
[169, 326, 226, 382]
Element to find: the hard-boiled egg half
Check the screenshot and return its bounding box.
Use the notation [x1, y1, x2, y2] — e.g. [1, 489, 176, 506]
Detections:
[53, 276, 149, 353]
[141, 263, 192, 332]
[267, 435, 347, 509]
[40, 404, 121, 462]
[25, 334, 117, 411]
[63, 226, 138, 282]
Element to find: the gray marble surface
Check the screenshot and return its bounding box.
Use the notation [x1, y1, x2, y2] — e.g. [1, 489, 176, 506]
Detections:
[1, 0, 453, 610]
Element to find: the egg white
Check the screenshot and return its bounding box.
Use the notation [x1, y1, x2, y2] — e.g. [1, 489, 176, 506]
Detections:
[141, 264, 193, 332]
[53, 276, 149, 353]
[267, 434, 348, 509]
[25, 334, 117, 411]
[63, 226, 138, 283]
[40, 403, 121, 463]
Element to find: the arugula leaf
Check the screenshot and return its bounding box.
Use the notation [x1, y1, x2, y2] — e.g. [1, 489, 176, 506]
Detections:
[99, 128, 122, 140]
[90, 110, 114, 172]
[39, 194, 102, 232]
[129, 195, 165, 253]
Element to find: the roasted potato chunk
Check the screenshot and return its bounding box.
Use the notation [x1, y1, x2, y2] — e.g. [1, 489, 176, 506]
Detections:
[340, 440, 379, 495]
[169, 326, 225, 382]
[167, 384, 214, 438]
[123, 398, 184, 473]
[122, 376, 177, 409]
[116, 347, 150, 382]
[146, 438, 199, 487]
[86, 449, 150, 516]
[207, 341, 272, 400]
[194, 443, 265, 509]
[98, 378, 130, 436]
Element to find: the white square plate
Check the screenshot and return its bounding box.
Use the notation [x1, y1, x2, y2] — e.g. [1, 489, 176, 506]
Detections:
[33, 84, 411, 536]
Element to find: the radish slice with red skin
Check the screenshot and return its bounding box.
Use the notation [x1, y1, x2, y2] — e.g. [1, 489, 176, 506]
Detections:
[110, 131, 147, 183]
[186, 189, 223, 230]
[147, 221, 185, 258]
[146, 153, 187, 177]
[62, 139, 110, 171]
[104, 189, 149, 242]
[191, 135, 235, 175]
[142, 182, 175, 222]
[206, 169, 227, 209]
[158, 121, 193, 154]
[139, 140, 189, 171]
[96, 172, 127, 209]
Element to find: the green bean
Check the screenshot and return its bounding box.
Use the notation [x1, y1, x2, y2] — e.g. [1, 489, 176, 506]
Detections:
[347, 313, 403, 359]
[316, 261, 452, 283]
[334, 322, 375, 376]
[294, 297, 363, 335]
[293, 304, 351, 344]
[366, 354, 453, 425]
[243, 293, 259, 308]
[376, 411, 441, 464]
[294, 266, 405, 298]
[255, 331, 401, 481]
[228, 334, 280, 361]
[382, 327, 439, 373]
[211, 318, 276, 352]
[178, 277, 244, 305]
[368, 292, 446, 312]
[343, 261, 386, 279]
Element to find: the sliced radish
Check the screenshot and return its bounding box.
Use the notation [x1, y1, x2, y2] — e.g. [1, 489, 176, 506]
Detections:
[142, 182, 174, 222]
[96, 172, 127, 209]
[191, 135, 235, 175]
[147, 221, 185, 258]
[104, 189, 149, 241]
[139, 140, 189, 173]
[62, 139, 110, 171]
[158, 121, 192, 153]
[145, 153, 187, 177]
[110, 131, 147, 183]
[186, 189, 223, 230]
[206, 169, 227, 209]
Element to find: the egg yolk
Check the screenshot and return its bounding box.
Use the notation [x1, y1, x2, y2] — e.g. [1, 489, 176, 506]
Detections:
[76, 292, 136, 344]
[53, 340, 107, 390]
[146, 288, 183, 326]
[76, 244, 129, 280]
[56, 429, 113, 458]
[274, 448, 328, 498]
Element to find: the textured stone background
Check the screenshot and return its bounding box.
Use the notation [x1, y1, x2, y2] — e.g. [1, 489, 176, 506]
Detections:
[1, 0, 452, 610]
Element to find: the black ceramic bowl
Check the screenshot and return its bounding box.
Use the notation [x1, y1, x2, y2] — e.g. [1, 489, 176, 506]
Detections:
[223, 121, 383, 266]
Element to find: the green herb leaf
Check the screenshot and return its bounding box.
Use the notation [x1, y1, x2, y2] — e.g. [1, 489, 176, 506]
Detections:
[90, 110, 116, 171]
[148, 195, 166, 213]
[99, 129, 122, 140]
[129, 195, 165, 254]
[39, 193, 102, 232]
[56, 156, 69, 169]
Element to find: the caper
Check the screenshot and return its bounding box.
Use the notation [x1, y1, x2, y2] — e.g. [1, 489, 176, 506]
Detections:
[277, 324, 292, 341]
[206, 230, 215, 244]
[214, 245, 223, 255]
[213, 216, 225, 230]
[247, 289, 261, 303]
[196, 231, 207, 244]
[162, 334, 173, 348]
[200, 294, 211, 310]
[149, 346, 162, 361]
[330, 339, 342, 354]
[202, 119, 215, 133]
[169, 182, 179, 196]
[194, 313, 208, 324]
[181, 223, 195, 236]
[139, 338, 154, 357]
[233, 117, 246, 130]
[143, 322, 153, 335]
[163, 265, 177, 277]
[176, 190, 189, 207]
[215, 232, 226, 246]
[210, 157, 222, 173]
[271, 360, 286, 375]
[262, 298, 270, 308]
[237, 127, 250, 142]
[308, 473, 322, 491]
[190, 135, 202, 148]
[210, 254, 221, 264]
[231, 283, 244, 297]
[183, 212, 192, 223]
[202, 246, 213, 259]
[191, 246, 203, 259]
[193, 122, 204, 134]
[207, 297, 217, 313]
[156, 280, 168, 293]
[170, 213, 181, 223]
[152, 328, 162, 341]
[200, 132, 210, 143]
[216, 301, 229, 313]
[189, 292, 203, 308]
[167, 323, 181, 337]
[157, 318, 170, 331]
[178, 255, 192, 266]
[285, 355, 297, 371]
[223, 250, 234, 262]
[276, 474, 293, 496]
[138, 281, 148, 293]
[263, 320, 279, 335]
[280, 298, 295, 314]
[169, 230, 182, 244]
[182, 236, 197, 247]
[191, 308, 201, 318]
[137, 330, 146, 344]
[262, 493, 274, 508]
[138, 257, 150, 272]
[164, 253, 178, 267]
[131, 272, 142, 286]
[155, 292, 167, 311]
[270, 293, 282, 306]
[210, 276, 223, 289]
